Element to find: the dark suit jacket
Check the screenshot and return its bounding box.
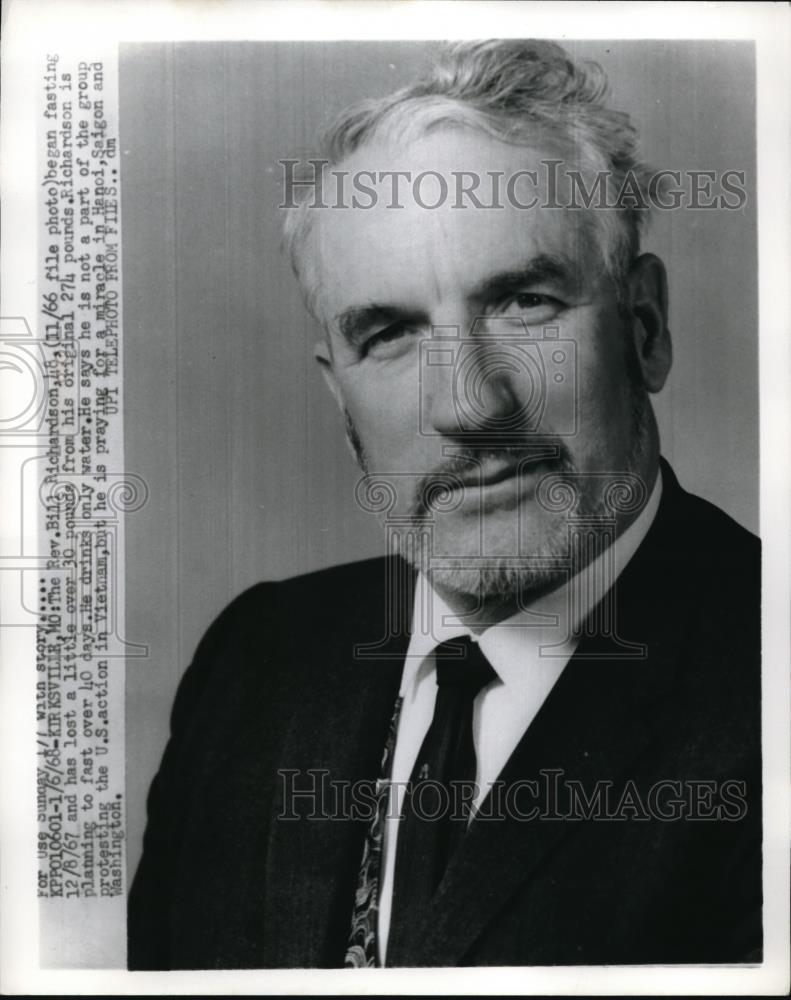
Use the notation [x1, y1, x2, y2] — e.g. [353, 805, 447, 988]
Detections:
[128, 460, 761, 968]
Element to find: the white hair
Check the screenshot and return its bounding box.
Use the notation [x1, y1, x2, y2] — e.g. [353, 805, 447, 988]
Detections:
[282, 40, 656, 324]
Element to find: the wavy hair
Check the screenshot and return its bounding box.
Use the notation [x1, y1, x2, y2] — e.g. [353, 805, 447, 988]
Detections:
[282, 40, 654, 323]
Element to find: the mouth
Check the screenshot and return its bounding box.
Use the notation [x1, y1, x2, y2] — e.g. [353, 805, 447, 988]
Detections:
[455, 452, 559, 487]
[412, 444, 568, 518]
[460, 458, 525, 489]
[441, 455, 560, 512]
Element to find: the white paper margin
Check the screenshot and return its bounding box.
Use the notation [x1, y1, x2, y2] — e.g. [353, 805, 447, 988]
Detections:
[1, 0, 788, 995]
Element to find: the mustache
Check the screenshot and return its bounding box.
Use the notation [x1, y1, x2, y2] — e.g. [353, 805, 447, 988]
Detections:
[411, 439, 574, 517]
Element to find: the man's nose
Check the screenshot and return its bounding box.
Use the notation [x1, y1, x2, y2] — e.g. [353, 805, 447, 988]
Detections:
[424, 335, 526, 439]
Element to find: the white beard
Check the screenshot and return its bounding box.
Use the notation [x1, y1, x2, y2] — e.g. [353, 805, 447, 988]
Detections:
[392, 393, 654, 605]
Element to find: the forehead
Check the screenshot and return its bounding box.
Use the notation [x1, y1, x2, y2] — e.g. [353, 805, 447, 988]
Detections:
[308, 128, 598, 323]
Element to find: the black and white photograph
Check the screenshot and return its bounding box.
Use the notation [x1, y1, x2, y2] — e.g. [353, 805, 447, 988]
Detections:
[0, 1, 788, 994]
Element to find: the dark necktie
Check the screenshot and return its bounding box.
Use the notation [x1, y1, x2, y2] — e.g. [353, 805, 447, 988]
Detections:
[386, 635, 498, 963]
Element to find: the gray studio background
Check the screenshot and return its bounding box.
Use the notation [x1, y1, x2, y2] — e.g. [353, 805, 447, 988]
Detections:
[121, 40, 758, 880]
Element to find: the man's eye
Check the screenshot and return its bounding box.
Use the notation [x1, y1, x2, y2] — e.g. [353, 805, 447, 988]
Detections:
[514, 293, 546, 308]
[363, 324, 416, 359]
[498, 292, 564, 320]
[494, 292, 564, 326]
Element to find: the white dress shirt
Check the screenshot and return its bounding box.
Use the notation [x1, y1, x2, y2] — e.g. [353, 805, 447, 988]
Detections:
[376, 470, 663, 964]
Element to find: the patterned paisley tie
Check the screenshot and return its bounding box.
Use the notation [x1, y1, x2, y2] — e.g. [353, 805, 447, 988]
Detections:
[344, 695, 403, 967]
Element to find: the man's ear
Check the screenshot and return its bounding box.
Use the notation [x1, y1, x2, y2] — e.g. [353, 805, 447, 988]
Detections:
[626, 253, 672, 393]
[314, 337, 344, 411]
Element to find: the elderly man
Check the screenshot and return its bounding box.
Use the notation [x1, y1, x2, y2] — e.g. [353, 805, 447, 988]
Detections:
[128, 40, 761, 969]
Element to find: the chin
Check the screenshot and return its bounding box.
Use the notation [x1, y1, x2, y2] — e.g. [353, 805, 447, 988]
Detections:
[427, 561, 570, 606]
[393, 508, 573, 603]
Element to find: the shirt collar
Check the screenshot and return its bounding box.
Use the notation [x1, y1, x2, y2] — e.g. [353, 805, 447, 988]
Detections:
[402, 467, 663, 692]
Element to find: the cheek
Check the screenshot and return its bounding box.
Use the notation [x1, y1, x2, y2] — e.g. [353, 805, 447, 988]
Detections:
[572, 322, 636, 445]
[340, 368, 422, 463]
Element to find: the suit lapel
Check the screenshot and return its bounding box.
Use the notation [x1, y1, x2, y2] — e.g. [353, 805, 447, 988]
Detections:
[403, 646, 670, 966]
[399, 470, 696, 966]
[262, 557, 413, 967]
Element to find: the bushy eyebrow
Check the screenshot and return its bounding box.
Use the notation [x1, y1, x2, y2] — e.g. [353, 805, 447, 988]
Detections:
[335, 305, 426, 347]
[468, 253, 578, 305]
[333, 253, 578, 346]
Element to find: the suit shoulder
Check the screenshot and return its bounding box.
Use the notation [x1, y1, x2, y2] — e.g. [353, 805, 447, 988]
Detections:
[169, 556, 396, 737]
[695, 495, 757, 544]
[669, 487, 760, 637]
[669, 479, 760, 571]
[276, 554, 390, 592]
[189, 555, 393, 665]
[187, 557, 382, 641]
[667, 485, 761, 728]
[274, 555, 398, 632]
